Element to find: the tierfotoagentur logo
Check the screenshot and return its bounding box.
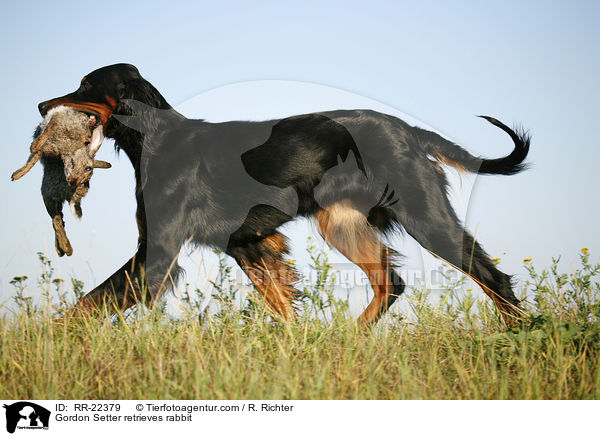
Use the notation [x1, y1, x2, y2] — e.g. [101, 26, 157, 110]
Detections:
[2, 402, 50, 433]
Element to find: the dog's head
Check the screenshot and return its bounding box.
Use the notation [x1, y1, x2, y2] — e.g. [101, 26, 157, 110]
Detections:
[37, 63, 165, 130]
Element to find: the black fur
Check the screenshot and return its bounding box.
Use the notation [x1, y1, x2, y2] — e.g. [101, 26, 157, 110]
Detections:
[39, 63, 530, 324]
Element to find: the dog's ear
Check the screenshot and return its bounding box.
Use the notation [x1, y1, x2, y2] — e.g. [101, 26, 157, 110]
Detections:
[117, 83, 127, 99]
[112, 99, 174, 135]
[118, 78, 167, 110]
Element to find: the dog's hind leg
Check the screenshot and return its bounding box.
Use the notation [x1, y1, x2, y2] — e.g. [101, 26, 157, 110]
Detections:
[400, 205, 522, 327]
[457, 232, 522, 326]
[315, 201, 405, 327]
[228, 232, 299, 321]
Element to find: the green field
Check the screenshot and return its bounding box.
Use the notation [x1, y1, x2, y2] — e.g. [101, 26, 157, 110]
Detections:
[1, 248, 599, 400]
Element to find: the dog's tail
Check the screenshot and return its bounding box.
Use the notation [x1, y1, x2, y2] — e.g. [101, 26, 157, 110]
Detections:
[415, 116, 531, 175]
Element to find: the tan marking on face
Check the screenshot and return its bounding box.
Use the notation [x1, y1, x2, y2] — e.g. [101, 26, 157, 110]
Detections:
[42, 98, 114, 126]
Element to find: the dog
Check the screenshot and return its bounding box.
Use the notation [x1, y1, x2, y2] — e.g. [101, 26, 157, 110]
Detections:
[38, 63, 530, 326]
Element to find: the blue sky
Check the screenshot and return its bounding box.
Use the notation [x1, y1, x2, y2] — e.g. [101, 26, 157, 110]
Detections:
[1, 1, 599, 312]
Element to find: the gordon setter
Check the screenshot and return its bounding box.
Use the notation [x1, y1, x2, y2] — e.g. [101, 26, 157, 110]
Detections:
[38, 63, 530, 326]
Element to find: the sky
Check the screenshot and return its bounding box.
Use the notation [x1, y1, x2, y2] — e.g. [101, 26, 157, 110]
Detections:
[1, 1, 599, 314]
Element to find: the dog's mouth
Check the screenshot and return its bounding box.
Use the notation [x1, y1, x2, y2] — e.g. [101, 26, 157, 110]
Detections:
[38, 96, 117, 126]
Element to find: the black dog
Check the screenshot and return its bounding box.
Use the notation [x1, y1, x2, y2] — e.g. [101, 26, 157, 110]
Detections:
[38, 63, 530, 326]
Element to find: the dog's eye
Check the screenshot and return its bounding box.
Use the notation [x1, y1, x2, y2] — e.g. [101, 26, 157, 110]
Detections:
[81, 81, 91, 91]
[85, 166, 92, 172]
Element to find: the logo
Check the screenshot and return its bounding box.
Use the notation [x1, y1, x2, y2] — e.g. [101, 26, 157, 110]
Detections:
[3, 402, 50, 434]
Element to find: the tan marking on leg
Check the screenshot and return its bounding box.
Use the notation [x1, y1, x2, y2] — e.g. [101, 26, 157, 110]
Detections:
[315, 201, 398, 326]
[421, 246, 524, 327]
[240, 234, 299, 321]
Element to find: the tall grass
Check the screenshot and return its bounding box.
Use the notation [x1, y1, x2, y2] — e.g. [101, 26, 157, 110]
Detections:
[1, 248, 599, 399]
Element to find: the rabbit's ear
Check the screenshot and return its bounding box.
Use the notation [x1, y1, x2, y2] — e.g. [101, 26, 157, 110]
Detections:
[88, 124, 104, 155]
[93, 160, 112, 169]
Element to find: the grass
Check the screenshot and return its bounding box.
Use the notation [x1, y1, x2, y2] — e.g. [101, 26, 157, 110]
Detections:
[1, 247, 600, 399]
